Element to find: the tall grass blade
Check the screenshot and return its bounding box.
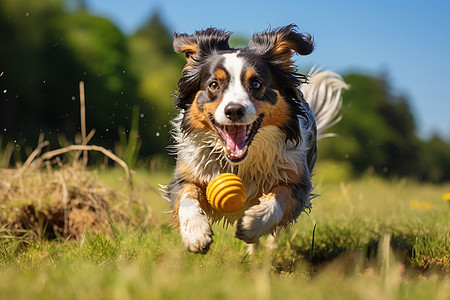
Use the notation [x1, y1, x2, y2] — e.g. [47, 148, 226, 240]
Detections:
[310, 222, 317, 264]
[79, 81, 88, 166]
[115, 105, 142, 169]
[0, 137, 14, 168]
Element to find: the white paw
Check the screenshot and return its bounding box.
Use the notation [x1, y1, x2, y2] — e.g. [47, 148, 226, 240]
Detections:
[265, 228, 280, 250]
[235, 196, 282, 243]
[180, 219, 213, 254]
[179, 196, 213, 254]
[246, 241, 259, 254]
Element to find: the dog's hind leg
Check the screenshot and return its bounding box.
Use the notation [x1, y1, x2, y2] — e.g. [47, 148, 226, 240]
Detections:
[246, 228, 280, 254]
[246, 240, 259, 254]
[173, 183, 213, 254]
[266, 228, 280, 250]
[245, 228, 280, 254]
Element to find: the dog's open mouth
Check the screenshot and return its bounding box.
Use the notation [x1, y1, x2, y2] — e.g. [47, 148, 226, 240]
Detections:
[210, 114, 264, 163]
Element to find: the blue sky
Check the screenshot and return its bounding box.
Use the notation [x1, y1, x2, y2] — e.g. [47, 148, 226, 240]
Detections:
[85, 0, 450, 140]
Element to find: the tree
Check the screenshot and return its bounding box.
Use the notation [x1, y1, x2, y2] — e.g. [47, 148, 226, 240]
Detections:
[127, 12, 185, 154]
[0, 0, 149, 159]
[318, 73, 420, 178]
[416, 135, 450, 182]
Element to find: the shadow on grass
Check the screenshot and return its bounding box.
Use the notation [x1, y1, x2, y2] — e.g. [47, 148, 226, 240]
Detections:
[271, 230, 450, 276]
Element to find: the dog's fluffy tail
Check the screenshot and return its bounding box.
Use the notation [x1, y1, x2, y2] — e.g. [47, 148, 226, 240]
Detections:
[300, 68, 349, 139]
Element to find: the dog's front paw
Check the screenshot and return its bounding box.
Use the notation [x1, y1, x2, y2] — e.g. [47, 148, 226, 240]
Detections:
[179, 196, 213, 254]
[235, 194, 282, 243]
[180, 218, 213, 254]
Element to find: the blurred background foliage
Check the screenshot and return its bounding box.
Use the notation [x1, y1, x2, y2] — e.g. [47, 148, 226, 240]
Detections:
[0, 0, 449, 182]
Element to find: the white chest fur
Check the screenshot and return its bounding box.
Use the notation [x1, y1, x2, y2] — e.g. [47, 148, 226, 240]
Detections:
[174, 121, 306, 202]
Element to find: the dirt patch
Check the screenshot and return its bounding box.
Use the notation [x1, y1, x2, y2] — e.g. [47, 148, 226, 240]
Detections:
[8, 189, 113, 240]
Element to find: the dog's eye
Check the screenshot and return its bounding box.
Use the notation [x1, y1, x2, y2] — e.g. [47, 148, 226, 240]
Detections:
[251, 79, 262, 90]
[209, 81, 220, 91]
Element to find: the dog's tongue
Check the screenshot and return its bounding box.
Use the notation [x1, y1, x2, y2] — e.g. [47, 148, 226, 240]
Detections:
[220, 125, 247, 158]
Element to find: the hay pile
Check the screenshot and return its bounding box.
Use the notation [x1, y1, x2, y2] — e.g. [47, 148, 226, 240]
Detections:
[0, 143, 152, 240]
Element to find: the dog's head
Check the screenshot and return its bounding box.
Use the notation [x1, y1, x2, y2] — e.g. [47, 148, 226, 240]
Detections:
[173, 25, 314, 163]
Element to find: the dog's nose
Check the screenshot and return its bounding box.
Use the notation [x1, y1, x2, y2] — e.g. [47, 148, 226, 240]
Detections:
[224, 103, 246, 121]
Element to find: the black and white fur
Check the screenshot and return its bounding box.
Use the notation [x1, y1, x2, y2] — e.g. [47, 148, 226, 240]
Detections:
[164, 25, 348, 254]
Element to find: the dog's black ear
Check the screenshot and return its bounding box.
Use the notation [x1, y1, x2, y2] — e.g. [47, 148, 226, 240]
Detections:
[248, 24, 314, 72]
[174, 28, 232, 68]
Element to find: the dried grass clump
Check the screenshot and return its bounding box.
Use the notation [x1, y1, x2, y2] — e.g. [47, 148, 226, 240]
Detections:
[0, 143, 152, 240]
[1, 81, 152, 240]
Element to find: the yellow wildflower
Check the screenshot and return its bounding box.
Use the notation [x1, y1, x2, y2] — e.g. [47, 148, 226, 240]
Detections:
[442, 193, 450, 202]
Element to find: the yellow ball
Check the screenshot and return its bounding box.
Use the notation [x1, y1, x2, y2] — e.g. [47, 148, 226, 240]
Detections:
[206, 173, 246, 212]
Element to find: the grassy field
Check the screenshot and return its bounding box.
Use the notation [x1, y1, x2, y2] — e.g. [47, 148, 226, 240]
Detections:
[1, 161, 449, 299]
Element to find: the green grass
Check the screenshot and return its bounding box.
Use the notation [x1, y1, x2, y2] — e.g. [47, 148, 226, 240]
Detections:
[1, 161, 449, 299]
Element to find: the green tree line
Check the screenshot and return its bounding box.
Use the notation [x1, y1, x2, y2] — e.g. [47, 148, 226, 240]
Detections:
[318, 74, 450, 182]
[1, 0, 449, 181]
[0, 0, 182, 162]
